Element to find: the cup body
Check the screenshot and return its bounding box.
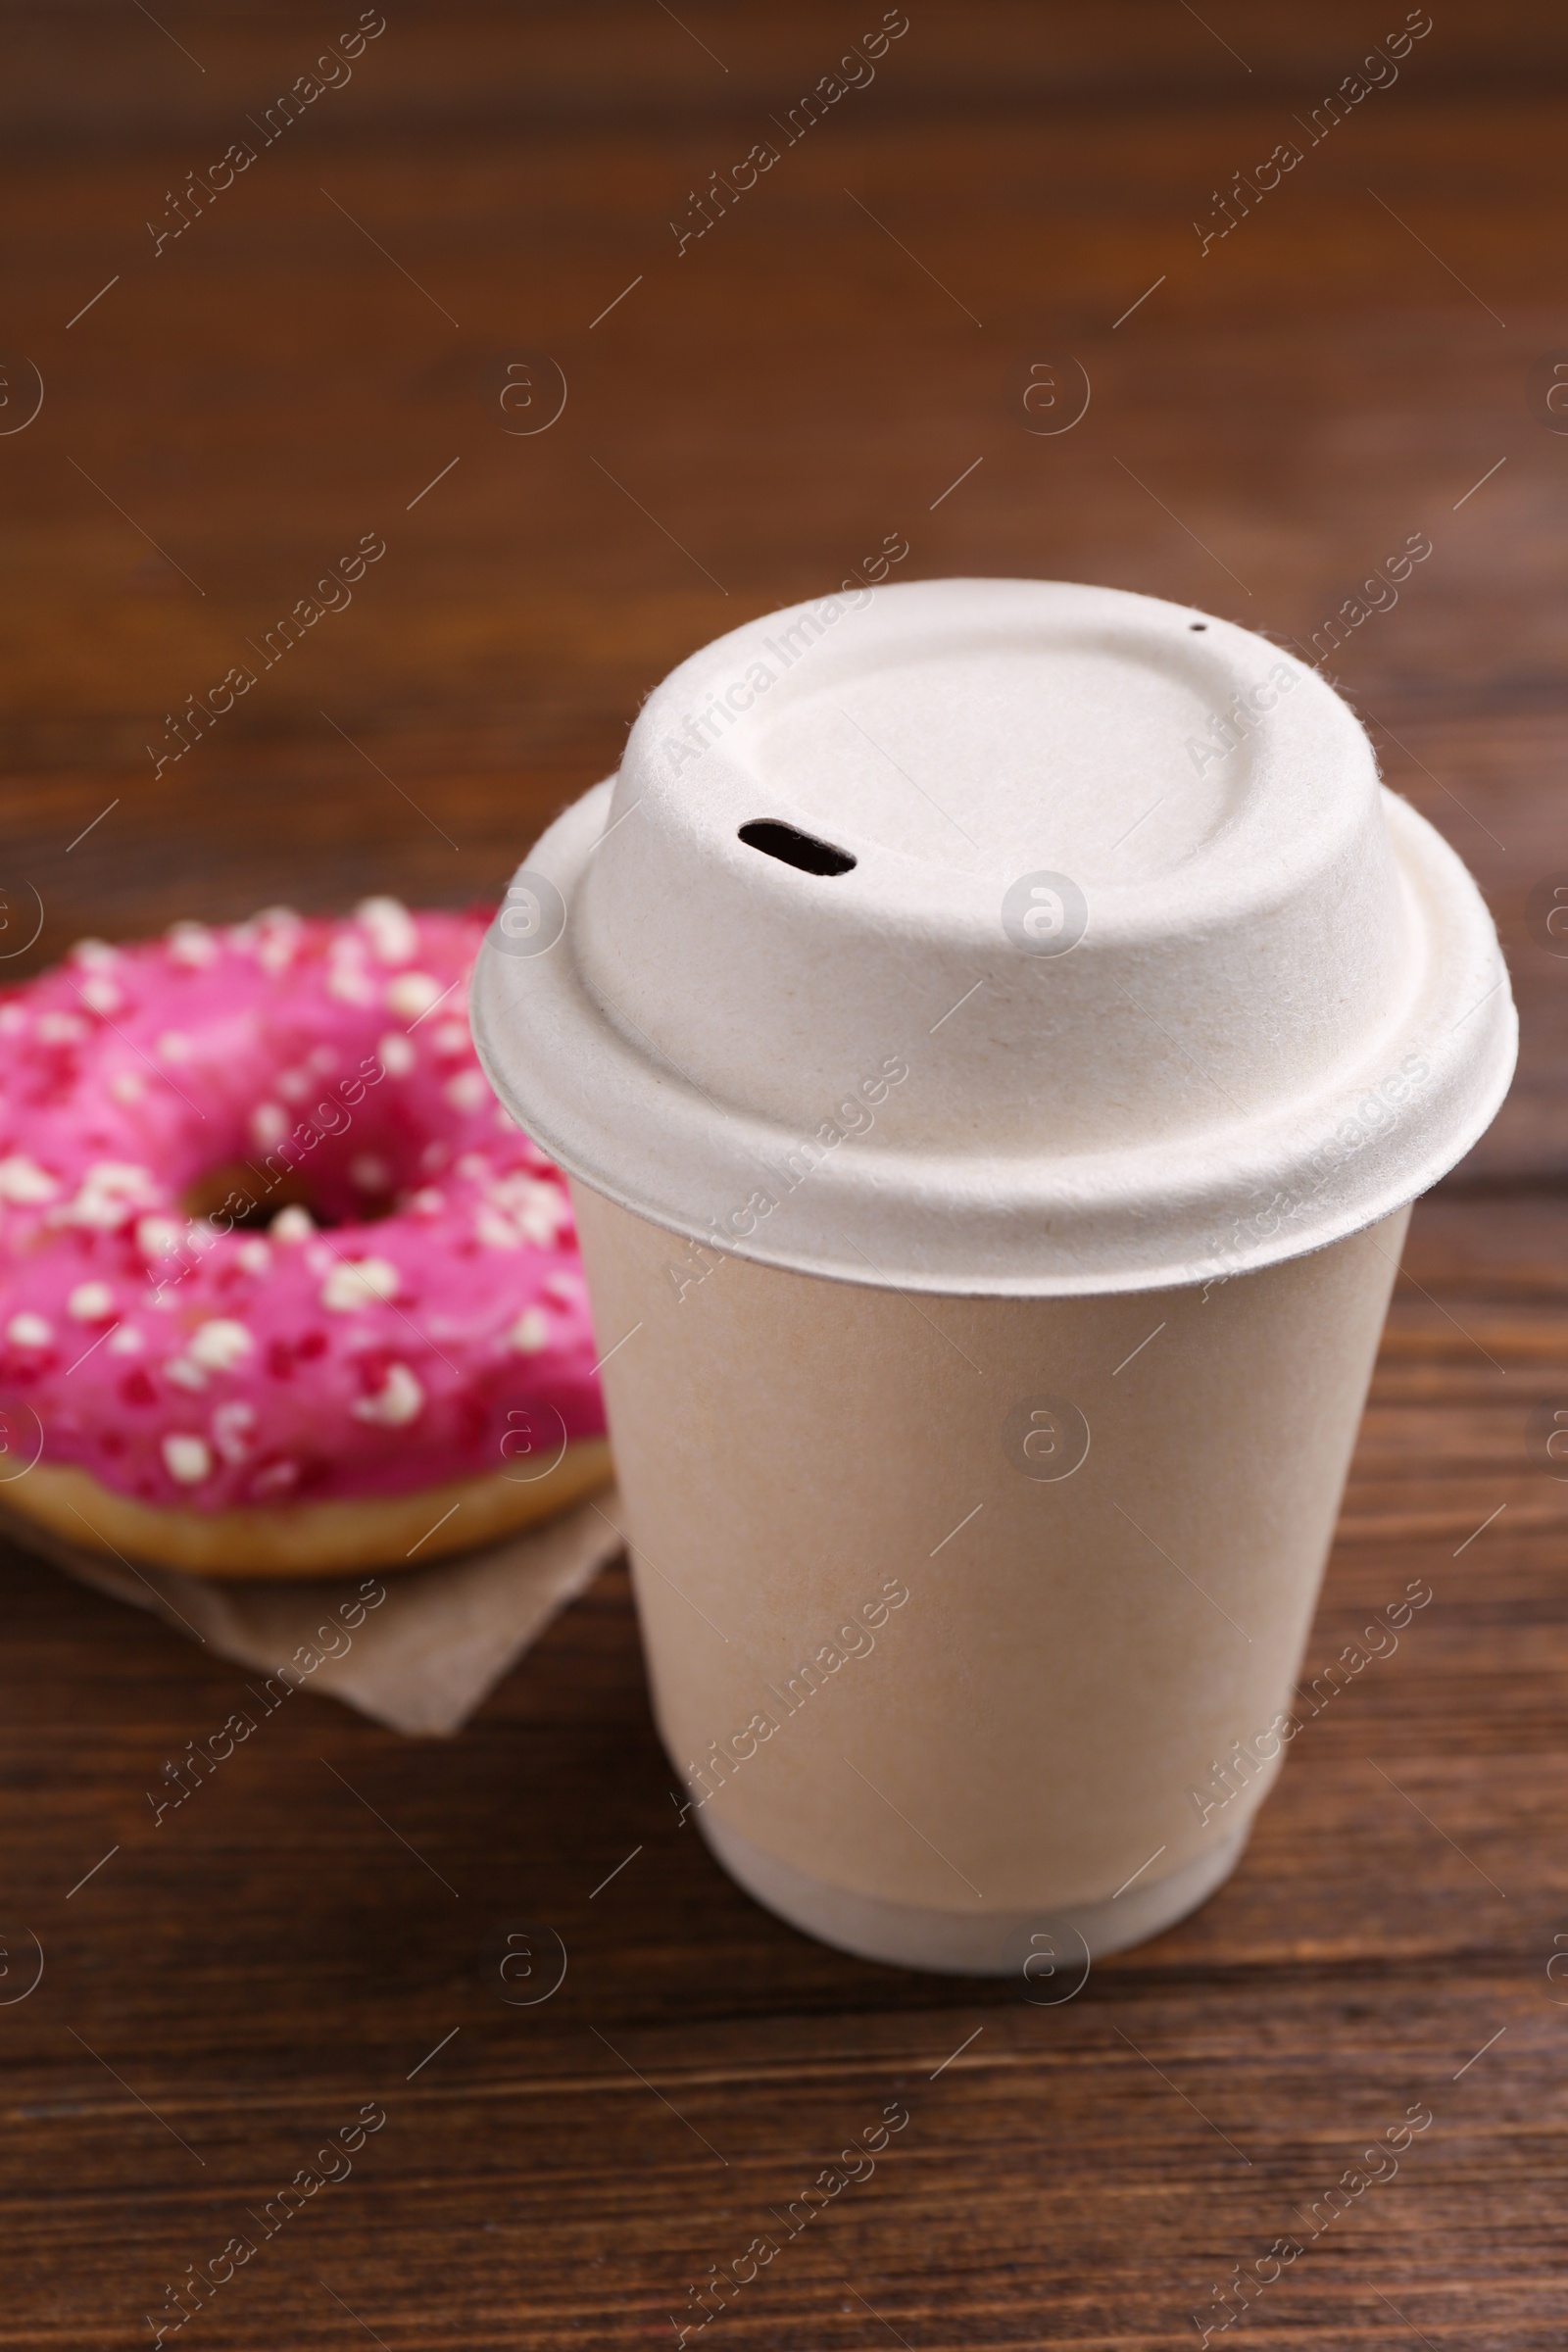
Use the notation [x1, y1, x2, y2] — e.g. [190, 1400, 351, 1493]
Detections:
[570, 1180, 1409, 1973]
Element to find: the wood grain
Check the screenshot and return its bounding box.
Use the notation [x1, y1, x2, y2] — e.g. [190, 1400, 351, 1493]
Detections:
[2, 5, 1566, 2344]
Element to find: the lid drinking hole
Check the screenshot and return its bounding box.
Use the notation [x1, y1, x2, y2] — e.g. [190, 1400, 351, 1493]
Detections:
[739, 819, 857, 877]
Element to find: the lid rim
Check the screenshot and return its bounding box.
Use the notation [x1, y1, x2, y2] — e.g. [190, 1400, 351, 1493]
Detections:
[471, 777, 1517, 1299]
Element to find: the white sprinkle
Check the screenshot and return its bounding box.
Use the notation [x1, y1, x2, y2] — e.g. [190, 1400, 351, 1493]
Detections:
[494, 1102, 519, 1131]
[167, 920, 218, 967]
[67, 1162, 159, 1229]
[166, 1355, 208, 1391]
[351, 1361, 424, 1426]
[110, 1071, 145, 1103]
[255, 913, 301, 974]
[157, 1031, 192, 1061]
[252, 1102, 289, 1148]
[83, 1159, 156, 1192]
[475, 1207, 521, 1250]
[386, 971, 443, 1021]
[356, 896, 418, 965]
[87, 1160, 154, 1193]
[270, 1204, 316, 1243]
[274, 1066, 311, 1103]
[0, 1005, 24, 1035]
[444, 1070, 488, 1113]
[377, 1032, 416, 1078]
[163, 1433, 212, 1484]
[187, 1318, 254, 1371]
[327, 962, 376, 1005]
[419, 1140, 448, 1174]
[320, 1256, 400, 1311]
[409, 1187, 444, 1216]
[7, 1312, 52, 1348]
[455, 1152, 489, 1180]
[510, 1307, 549, 1353]
[71, 938, 119, 969]
[135, 1215, 183, 1257]
[211, 1399, 256, 1463]
[494, 1175, 569, 1246]
[308, 1045, 338, 1075]
[350, 1154, 391, 1193]
[235, 1237, 271, 1275]
[37, 1011, 88, 1045]
[0, 1156, 59, 1204]
[67, 1282, 116, 1321]
[78, 975, 122, 1017]
[61, 1190, 138, 1241]
[251, 1457, 299, 1498]
[543, 1271, 583, 1306]
[108, 1325, 144, 1353]
[432, 1019, 469, 1054]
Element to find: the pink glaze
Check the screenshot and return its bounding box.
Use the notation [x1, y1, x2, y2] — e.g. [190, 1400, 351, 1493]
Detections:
[0, 901, 605, 1511]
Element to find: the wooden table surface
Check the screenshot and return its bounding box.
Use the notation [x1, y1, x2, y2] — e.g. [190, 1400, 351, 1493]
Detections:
[3, 5, 1567, 2344]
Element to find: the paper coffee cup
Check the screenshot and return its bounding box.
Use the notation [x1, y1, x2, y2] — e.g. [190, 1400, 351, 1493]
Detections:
[473, 579, 1515, 1973]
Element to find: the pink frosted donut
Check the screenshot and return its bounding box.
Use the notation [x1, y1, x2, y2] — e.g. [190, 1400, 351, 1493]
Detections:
[0, 900, 610, 1577]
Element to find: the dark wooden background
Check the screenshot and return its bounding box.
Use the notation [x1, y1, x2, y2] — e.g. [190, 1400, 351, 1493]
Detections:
[3, 4, 1567, 2344]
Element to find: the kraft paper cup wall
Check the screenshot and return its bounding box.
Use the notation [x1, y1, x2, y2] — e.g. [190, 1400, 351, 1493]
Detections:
[472, 577, 1516, 1974]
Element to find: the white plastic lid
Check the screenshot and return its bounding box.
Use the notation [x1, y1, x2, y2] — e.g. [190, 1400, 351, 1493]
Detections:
[472, 579, 1516, 1296]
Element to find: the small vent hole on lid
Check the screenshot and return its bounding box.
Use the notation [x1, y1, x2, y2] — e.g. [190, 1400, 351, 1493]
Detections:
[739, 819, 857, 877]
[1189, 620, 1207, 631]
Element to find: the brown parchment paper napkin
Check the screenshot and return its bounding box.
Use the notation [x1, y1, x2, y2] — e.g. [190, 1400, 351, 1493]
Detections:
[0, 1488, 624, 1738]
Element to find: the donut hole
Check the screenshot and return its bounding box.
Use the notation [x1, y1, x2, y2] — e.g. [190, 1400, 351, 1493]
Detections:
[182, 1159, 304, 1227]
[293, 1118, 424, 1226]
[179, 1054, 447, 1233]
[180, 1152, 398, 1231]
